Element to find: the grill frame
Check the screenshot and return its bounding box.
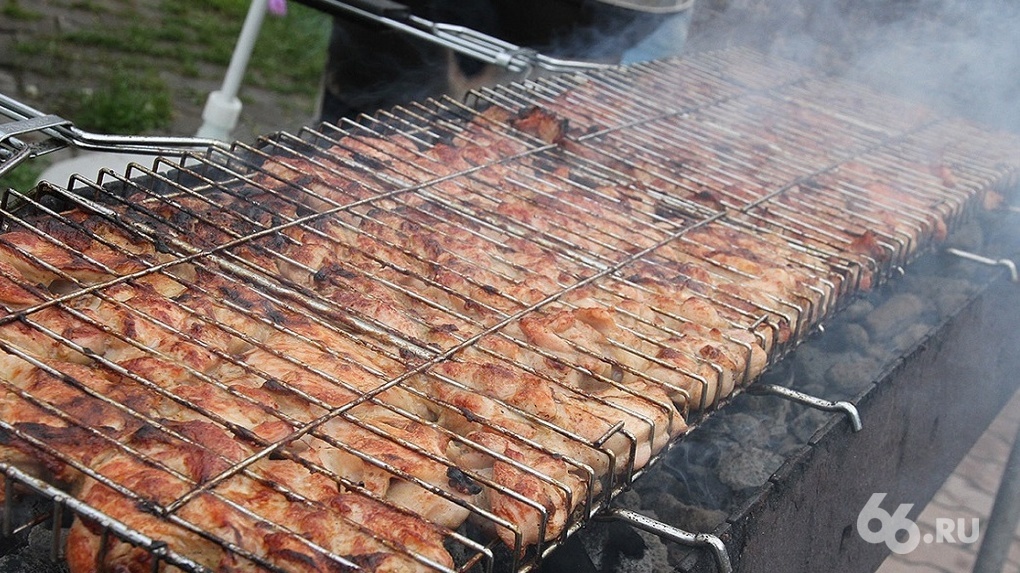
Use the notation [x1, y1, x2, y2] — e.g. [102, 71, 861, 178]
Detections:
[0, 47, 1017, 573]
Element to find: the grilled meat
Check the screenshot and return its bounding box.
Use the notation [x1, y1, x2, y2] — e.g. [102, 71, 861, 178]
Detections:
[1, 48, 1018, 573]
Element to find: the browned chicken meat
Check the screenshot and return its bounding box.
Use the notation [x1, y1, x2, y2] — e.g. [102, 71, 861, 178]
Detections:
[1, 50, 1016, 573]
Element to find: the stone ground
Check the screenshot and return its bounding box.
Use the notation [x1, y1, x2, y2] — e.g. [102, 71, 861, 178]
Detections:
[877, 388, 1020, 573]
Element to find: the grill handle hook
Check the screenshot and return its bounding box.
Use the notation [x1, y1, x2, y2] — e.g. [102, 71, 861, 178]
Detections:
[945, 248, 1019, 283]
[595, 507, 733, 573]
[747, 383, 864, 432]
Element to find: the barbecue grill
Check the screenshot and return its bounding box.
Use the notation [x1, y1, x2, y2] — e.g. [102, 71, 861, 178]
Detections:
[0, 46, 1018, 573]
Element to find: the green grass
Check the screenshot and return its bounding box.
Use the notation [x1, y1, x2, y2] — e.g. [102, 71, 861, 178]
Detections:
[70, 69, 174, 134]
[1, 0, 43, 20]
[0, 160, 45, 195]
[10, 0, 330, 133]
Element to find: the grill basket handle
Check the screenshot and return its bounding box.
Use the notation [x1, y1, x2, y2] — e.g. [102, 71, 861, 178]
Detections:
[0, 91, 227, 180]
[291, 0, 611, 74]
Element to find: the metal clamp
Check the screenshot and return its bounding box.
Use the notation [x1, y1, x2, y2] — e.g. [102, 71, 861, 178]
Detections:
[0, 114, 74, 178]
[0, 92, 227, 179]
[748, 383, 863, 432]
[0, 114, 72, 143]
[595, 507, 733, 573]
[945, 248, 1018, 283]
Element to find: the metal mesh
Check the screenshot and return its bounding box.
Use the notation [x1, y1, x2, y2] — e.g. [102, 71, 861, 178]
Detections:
[0, 47, 1018, 573]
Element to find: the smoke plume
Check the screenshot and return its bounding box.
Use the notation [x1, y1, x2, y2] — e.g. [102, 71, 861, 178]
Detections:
[687, 0, 1020, 132]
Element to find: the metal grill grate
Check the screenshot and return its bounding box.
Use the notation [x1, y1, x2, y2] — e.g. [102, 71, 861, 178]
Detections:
[1, 47, 1019, 573]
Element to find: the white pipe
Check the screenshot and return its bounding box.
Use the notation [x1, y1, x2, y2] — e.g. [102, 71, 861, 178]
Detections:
[196, 0, 269, 141]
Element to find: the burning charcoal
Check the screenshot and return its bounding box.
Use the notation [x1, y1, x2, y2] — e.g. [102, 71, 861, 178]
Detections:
[863, 293, 933, 342]
[824, 352, 881, 395]
[608, 530, 671, 573]
[447, 467, 482, 495]
[637, 491, 728, 533]
[717, 413, 770, 449]
[832, 323, 870, 351]
[0, 525, 69, 573]
[792, 343, 841, 384]
[921, 277, 980, 319]
[717, 445, 785, 492]
[579, 519, 673, 573]
[943, 220, 985, 251]
[736, 392, 795, 428]
[841, 298, 876, 322]
[789, 409, 829, 444]
[659, 443, 732, 509]
[890, 322, 936, 355]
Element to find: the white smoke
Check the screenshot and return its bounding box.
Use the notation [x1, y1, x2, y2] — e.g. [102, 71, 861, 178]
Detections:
[846, 0, 1020, 132]
[688, 0, 1020, 132]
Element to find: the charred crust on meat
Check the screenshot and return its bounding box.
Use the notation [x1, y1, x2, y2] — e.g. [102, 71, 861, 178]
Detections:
[273, 548, 325, 571]
[153, 236, 173, 254]
[261, 377, 290, 394]
[292, 175, 316, 190]
[230, 425, 264, 446]
[236, 203, 264, 222]
[567, 172, 603, 190]
[129, 422, 167, 445]
[532, 157, 561, 174]
[459, 407, 482, 424]
[346, 552, 392, 572]
[398, 346, 421, 363]
[134, 497, 165, 517]
[218, 286, 254, 309]
[7, 423, 64, 449]
[323, 264, 359, 281]
[693, 190, 724, 210]
[446, 467, 482, 495]
[264, 232, 289, 252]
[262, 303, 288, 325]
[169, 209, 194, 230]
[351, 152, 387, 172]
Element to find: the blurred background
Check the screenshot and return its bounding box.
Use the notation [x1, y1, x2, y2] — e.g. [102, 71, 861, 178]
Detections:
[0, 0, 332, 190]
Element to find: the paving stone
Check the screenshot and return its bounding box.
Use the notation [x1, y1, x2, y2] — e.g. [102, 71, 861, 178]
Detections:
[878, 389, 1020, 573]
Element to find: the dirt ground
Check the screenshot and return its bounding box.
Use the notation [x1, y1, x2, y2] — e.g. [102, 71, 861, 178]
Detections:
[0, 0, 324, 176]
